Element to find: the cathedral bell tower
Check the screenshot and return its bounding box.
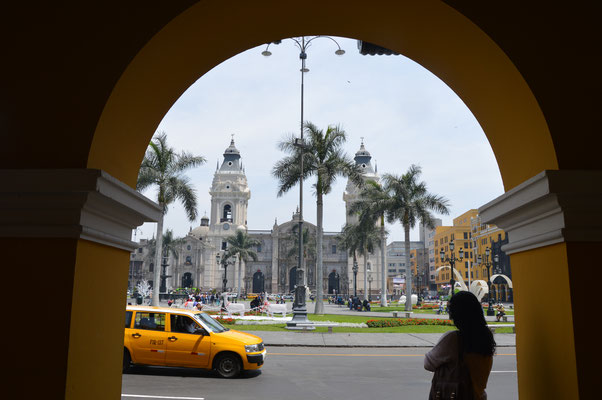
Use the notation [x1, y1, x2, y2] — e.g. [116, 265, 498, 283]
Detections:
[210, 137, 250, 233]
[207, 137, 251, 290]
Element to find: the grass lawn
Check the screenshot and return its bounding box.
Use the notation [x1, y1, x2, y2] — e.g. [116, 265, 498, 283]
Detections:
[228, 313, 515, 334]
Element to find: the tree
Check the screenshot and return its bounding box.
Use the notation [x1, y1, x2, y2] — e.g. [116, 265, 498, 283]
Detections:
[351, 165, 450, 311]
[272, 122, 363, 314]
[381, 166, 450, 310]
[225, 229, 260, 297]
[339, 221, 384, 300]
[136, 131, 205, 306]
[348, 180, 391, 307]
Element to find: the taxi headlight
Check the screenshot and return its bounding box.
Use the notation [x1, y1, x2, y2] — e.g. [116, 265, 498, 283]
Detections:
[245, 343, 260, 353]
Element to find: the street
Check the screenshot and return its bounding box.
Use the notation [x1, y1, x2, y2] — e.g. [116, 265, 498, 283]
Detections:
[122, 346, 518, 399]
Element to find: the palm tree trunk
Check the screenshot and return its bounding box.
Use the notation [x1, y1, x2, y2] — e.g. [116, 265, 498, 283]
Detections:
[404, 224, 412, 312]
[315, 192, 324, 314]
[363, 244, 368, 301]
[152, 214, 164, 306]
[380, 214, 387, 307]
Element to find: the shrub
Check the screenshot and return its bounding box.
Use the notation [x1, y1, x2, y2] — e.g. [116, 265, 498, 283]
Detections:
[214, 317, 236, 325]
[366, 318, 454, 328]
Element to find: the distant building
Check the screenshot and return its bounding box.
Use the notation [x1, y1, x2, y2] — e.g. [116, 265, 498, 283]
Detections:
[433, 209, 479, 292]
[129, 138, 392, 297]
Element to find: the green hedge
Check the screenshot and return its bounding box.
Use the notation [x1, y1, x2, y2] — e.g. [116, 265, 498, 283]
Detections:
[366, 318, 454, 328]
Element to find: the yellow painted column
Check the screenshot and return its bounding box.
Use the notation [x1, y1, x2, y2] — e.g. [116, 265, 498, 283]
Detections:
[65, 240, 130, 399]
[511, 244, 578, 399]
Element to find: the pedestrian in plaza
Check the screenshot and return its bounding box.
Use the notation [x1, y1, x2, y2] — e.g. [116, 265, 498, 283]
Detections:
[424, 291, 496, 400]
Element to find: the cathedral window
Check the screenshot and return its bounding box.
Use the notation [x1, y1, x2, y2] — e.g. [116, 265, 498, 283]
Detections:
[149, 263, 154, 272]
[222, 204, 232, 222]
[331, 245, 337, 254]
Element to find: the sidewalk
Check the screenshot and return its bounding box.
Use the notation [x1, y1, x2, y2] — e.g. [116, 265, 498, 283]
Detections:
[153, 299, 516, 348]
[240, 330, 516, 348]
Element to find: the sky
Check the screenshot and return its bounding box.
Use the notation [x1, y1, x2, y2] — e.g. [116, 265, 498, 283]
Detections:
[134, 36, 504, 244]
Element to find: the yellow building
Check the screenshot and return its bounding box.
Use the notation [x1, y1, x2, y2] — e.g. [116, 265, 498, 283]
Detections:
[433, 209, 478, 292]
[470, 214, 511, 301]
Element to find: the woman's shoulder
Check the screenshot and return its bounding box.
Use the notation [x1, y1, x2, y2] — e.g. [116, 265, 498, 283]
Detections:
[439, 330, 460, 343]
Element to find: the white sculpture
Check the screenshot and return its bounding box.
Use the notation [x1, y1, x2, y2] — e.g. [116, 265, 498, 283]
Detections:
[399, 294, 418, 305]
[262, 301, 288, 318]
[225, 302, 245, 317]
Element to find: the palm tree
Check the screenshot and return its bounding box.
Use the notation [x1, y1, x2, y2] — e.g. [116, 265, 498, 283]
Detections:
[348, 180, 391, 307]
[351, 165, 450, 311]
[137, 131, 206, 306]
[337, 224, 360, 296]
[339, 221, 384, 300]
[381, 166, 450, 311]
[273, 122, 364, 314]
[225, 229, 260, 297]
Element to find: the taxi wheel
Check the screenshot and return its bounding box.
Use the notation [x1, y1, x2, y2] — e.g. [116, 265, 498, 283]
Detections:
[215, 353, 241, 378]
[123, 349, 131, 373]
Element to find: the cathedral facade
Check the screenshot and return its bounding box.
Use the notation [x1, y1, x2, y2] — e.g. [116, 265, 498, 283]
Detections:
[129, 138, 385, 297]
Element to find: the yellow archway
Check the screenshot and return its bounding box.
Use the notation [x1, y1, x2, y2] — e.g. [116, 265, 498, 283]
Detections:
[3, 1, 599, 399]
[88, 1, 556, 189]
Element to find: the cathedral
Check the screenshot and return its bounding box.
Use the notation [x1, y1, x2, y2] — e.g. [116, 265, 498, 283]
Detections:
[129, 138, 385, 297]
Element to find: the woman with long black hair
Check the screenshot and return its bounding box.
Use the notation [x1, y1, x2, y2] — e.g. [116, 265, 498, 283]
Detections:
[424, 291, 497, 399]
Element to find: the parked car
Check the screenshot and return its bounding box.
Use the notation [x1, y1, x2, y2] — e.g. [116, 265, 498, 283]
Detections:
[123, 305, 266, 378]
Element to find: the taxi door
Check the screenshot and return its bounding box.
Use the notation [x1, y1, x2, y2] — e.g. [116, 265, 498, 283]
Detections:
[128, 311, 168, 365]
[165, 314, 211, 368]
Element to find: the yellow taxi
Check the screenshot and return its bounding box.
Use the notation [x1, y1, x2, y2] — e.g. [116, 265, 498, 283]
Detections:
[123, 305, 266, 378]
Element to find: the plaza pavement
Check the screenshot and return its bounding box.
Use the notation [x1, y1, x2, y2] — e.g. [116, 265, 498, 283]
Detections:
[154, 299, 516, 348]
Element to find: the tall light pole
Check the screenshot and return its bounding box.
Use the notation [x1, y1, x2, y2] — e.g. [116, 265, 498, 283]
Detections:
[440, 239, 464, 297]
[216, 252, 236, 294]
[368, 274, 373, 301]
[262, 36, 345, 326]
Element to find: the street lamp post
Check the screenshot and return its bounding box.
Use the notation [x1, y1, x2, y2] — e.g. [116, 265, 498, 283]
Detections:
[263, 36, 345, 326]
[368, 274, 373, 301]
[477, 247, 496, 316]
[159, 249, 171, 294]
[440, 239, 464, 297]
[352, 260, 359, 297]
[216, 252, 236, 294]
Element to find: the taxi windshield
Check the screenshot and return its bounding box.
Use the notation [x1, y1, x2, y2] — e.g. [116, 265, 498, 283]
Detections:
[194, 312, 229, 333]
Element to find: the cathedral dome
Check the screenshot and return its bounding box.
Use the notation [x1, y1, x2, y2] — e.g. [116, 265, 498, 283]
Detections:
[190, 225, 209, 239]
[190, 214, 210, 239]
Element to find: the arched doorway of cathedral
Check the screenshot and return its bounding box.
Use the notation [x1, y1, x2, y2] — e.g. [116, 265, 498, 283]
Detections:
[252, 270, 265, 293]
[80, 2, 586, 399]
[328, 271, 340, 295]
[289, 267, 297, 293]
[181, 272, 193, 288]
